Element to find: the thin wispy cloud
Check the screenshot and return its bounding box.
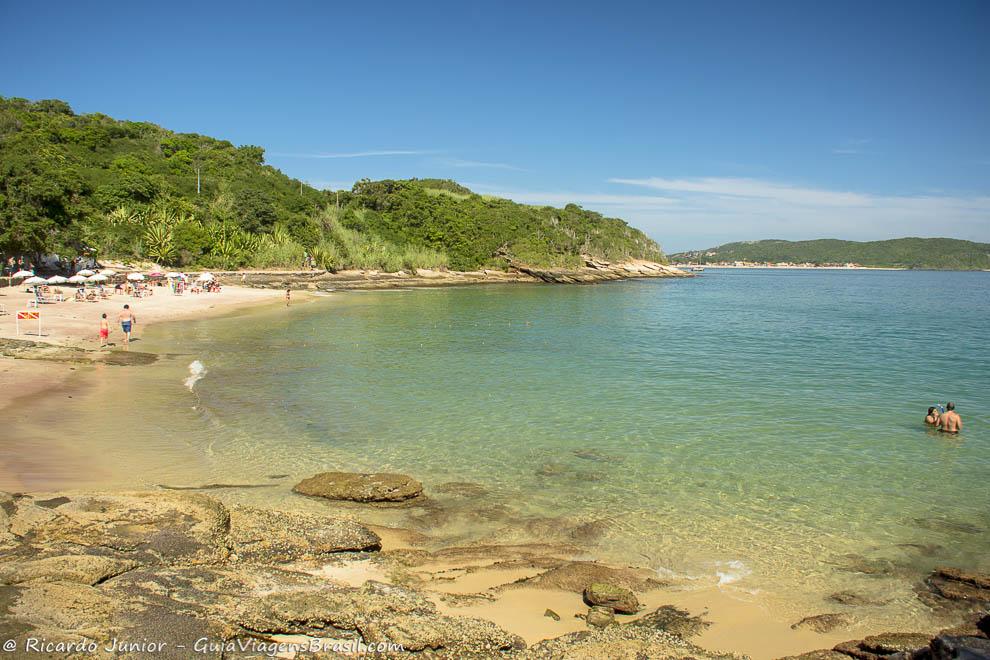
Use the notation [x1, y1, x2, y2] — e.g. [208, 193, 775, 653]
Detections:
[271, 149, 432, 159]
[465, 183, 677, 211]
[439, 158, 526, 171]
[608, 176, 990, 249]
[831, 138, 872, 155]
[608, 177, 871, 206]
[468, 177, 990, 251]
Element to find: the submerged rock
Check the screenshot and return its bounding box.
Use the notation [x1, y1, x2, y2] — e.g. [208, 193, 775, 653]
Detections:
[583, 582, 640, 614]
[292, 471, 423, 502]
[922, 567, 990, 611]
[544, 608, 561, 621]
[791, 613, 851, 634]
[827, 590, 889, 606]
[629, 604, 712, 639]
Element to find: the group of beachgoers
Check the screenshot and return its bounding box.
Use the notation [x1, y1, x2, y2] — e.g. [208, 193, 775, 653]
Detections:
[925, 402, 963, 434]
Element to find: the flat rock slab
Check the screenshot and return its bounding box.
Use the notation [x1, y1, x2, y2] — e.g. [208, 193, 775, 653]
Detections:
[293, 472, 423, 503]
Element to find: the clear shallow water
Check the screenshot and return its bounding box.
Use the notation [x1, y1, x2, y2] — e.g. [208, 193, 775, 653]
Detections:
[19, 270, 990, 626]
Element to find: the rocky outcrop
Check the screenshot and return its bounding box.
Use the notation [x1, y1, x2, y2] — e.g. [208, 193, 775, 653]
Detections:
[525, 625, 741, 660]
[228, 505, 382, 562]
[0, 490, 528, 658]
[212, 258, 691, 291]
[583, 582, 640, 614]
[293, 471, 424, 503]
[506, 256, 692, 285]
[782, 621, 990, 660]
[925, 567, 990, 605]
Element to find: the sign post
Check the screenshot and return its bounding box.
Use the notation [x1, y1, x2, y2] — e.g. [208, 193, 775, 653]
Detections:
[16, 310, 41, 336]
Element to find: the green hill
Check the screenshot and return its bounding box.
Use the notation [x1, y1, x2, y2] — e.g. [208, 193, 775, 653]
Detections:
[670, 238, 990, 270]
[0, 96, 664, 272]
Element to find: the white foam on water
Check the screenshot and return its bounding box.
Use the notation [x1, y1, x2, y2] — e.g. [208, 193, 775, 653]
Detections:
[715, 560, 751, 586]
[184, 360, 207, 391]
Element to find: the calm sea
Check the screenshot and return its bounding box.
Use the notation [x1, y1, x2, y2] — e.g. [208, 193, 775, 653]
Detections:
[25, 269, 990, 625]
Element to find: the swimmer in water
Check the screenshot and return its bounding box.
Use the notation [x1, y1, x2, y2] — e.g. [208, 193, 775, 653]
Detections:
[924, 406, 940, 426]
[936, 402, 963, 434]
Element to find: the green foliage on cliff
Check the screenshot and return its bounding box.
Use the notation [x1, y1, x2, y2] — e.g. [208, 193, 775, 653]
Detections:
[670, 238, 990, 270]
[0, 96, 663, 271]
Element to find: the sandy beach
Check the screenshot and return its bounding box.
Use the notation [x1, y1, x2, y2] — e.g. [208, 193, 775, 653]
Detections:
[0, 283, 286, 348]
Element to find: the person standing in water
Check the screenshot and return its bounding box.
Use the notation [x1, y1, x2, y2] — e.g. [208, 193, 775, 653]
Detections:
[285, 288, 291, 307]
[117, 304, 136, 347]
[937, 402, 963, 434]
[99, 313, 110, 347]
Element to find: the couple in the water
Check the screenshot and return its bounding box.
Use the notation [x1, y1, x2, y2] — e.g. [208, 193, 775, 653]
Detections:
[925, 402, 963, 433]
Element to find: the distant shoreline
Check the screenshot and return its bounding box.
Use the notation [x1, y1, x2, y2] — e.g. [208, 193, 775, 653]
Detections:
[677, 264, 907, 271]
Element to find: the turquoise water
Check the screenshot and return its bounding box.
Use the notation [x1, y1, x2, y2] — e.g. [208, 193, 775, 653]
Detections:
[34, 269, 990, 623]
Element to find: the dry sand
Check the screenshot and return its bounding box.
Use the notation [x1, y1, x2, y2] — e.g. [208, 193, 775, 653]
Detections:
[0, 284, 285, 347]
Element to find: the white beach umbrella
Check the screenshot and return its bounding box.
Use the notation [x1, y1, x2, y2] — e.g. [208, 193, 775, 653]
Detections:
[99, 269, 117, 276]
[76, 269, 95, 277]
[165, 272, 183, 279]
[12, 270, 34, 279]
[127, 272, 145, 281]
[67, 274, 88, 284]
[46, 275, 68, 284]
[23, 276, 47, 285]
[87, 273, 109, 282]
[197, 272, 214, 282]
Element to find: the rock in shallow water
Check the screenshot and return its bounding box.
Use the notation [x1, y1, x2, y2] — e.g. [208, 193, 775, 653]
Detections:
[292, 471, 423, 502]
[791, 613, 851, 633]
[630, 605, 712, 638]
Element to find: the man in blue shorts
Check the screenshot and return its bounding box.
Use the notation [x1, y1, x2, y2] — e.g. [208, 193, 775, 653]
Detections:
[117, 304, 136, 347]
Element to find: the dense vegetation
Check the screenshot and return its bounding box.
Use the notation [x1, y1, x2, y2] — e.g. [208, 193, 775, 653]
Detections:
[670, 238, 990, 270]
[0, 97, 664, 272]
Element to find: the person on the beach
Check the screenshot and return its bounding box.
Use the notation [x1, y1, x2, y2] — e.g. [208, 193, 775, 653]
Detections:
[924, 407, 940, 426]
[117, 304, 136, 347]
[937, 402, 963, 434]
[285, 288, 291, 307]
[99, 313, 110, 347]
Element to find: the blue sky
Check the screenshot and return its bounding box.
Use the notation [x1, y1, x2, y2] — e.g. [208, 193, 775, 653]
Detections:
[2, 0, 988, 252]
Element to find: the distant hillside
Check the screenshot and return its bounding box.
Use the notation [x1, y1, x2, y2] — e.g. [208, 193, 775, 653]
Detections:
[670, 238, 990, 270]
[0, 96, 664, 272]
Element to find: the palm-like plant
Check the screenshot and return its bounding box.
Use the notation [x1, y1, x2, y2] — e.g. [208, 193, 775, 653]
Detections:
[144, 222, 176, 265]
